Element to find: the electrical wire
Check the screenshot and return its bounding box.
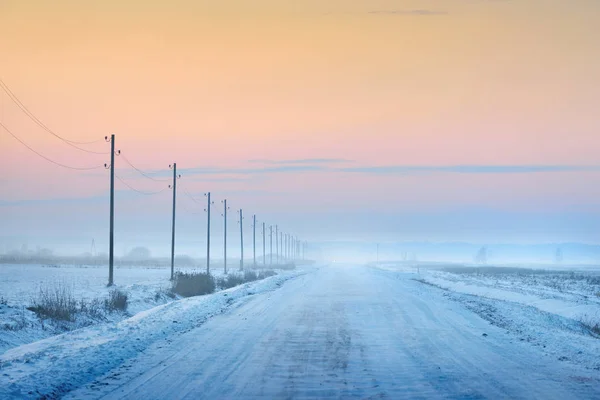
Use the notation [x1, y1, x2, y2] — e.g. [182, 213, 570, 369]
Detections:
[115, 174, 169, 195]
[1, 121, 105, 171]
[119, 152, 171, 182]
[182, 187, 205, 204]
[0, 79, 108, 154]
[180, 200, 203, 215]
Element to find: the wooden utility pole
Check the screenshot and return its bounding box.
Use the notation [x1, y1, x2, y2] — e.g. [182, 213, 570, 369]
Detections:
[269, 225, 273, 265]
[108, 134, 115, 286]
[262, 222, 266, 266]
[205, 192, 211, 274]
[252, 214, 257, 267]
[170, 163, 177, 280]
[239, 209, 244, 271]
[222, 199, 228, 274]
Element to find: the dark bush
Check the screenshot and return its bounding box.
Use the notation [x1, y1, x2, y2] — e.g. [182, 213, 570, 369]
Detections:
[28, 283, 78, 321]
[258, 270, 277, 280]
[243, 270, 258, 282]
[217, 274, 245, 289]
[105, 289, 128, 311]
[275, 262, 296, 270]
[80, 298, 105, 319]
[171, 272, 216, 297]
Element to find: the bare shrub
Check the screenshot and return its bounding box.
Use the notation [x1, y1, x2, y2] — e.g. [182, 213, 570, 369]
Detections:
[105, 289, 128, 312]
[27, 283, 78, 321]
[258, 270, 277, 280]
[171, 272, 215, 297]
[580, 315, 600, 336]
[273, 263, 296, 270]
[243, 270, 258, 282]
[154, 289, 177, 301]
[79, 298, 105, 319]
[217, 274, 245, 289]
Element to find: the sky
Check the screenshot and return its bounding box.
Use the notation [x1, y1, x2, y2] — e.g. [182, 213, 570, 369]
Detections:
[1, 0, 599, 256]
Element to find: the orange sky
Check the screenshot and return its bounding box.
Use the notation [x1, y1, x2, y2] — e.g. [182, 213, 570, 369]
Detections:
[1, 0, 599, 248]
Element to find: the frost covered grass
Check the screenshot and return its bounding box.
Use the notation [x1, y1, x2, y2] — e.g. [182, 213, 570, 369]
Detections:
[105, 288, 128, 312]
[437, 267, 600, 299]
[27, 283, 80, 322]
[171, 272, 216, 297]
[381, 263, 600, 340]
[579, 315, 600, 336]
[215, 269, 277, 289]
[0, 264, 285, 353]
[26, 283, 128, 323]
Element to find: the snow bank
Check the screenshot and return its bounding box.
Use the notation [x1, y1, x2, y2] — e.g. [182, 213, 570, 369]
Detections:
[0, 269, 306, 399]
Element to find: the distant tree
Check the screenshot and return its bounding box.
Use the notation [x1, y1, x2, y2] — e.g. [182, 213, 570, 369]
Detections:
[35, 247, 54, 259]
[124, 246, 151, 260]
[554, 248, 563, 264]
[474, 246, 488, 265]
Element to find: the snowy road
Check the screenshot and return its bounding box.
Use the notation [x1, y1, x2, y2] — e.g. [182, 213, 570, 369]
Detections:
[69, 265, 599, 399]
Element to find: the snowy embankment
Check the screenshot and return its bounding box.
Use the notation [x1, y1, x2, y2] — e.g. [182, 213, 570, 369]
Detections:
[373, 263, 600, 372]
[0, 264, 285, 352]
[0, 268, 307, 399]
[0, 264, 185, 352]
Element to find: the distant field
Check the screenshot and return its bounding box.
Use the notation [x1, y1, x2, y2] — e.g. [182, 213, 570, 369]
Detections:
[0, 264, 204, 306]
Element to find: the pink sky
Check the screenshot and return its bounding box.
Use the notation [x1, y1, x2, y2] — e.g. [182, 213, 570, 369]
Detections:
[1, 0, 599, 249]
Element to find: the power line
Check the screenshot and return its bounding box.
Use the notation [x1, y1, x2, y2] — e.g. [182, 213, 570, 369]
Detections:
[181, 187, 204, 204]
[120, 152, 170, 182]
[180, 201, 203, 215]
[0, 79, 108, 154]
[1, 121, 105, 171]
[115, 174, 169, 195]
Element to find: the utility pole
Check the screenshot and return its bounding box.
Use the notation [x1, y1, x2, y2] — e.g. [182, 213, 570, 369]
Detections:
[285, 234, 289, 260]
[169, 163, 179, 281]
[302, 241, 305, 261]
[262, 222, 266, 266]
[204, 192, 212, 274]
[252, 214, 256, 267]
[275, 225, 279, 263]
[222, 199, 228, 274]
[280, 231, 283, 262]
[269, 225, 273, 265]
[107, 134, 115, 286]
[239, 209, 244, 271]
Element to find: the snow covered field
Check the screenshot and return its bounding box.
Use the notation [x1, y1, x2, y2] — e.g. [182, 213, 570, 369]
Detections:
[392, 264, 600, 323]
[0, 263, 279, 352]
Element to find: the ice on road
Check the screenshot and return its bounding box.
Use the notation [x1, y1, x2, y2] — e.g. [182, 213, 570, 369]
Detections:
[69, 265, 599, 399]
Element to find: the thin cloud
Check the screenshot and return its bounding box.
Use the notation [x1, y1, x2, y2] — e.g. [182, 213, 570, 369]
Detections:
[368, 10, 448, 16]
[339, 165, 600, 175]
[247, 158, 352, 165]
[178, 164, 327, 176]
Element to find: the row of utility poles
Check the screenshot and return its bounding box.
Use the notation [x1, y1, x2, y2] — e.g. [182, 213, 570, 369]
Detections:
[105, 134, 309, 286]
[204, 194, 308, 276]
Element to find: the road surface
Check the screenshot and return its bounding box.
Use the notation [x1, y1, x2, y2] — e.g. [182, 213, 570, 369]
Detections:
[68, 265, 600, 399]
